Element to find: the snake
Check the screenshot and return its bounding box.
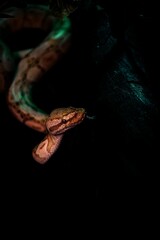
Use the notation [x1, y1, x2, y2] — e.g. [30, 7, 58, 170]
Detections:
[0, 4, 85, 164]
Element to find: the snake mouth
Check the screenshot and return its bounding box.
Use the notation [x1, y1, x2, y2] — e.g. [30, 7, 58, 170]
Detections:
[72, 110, 85, 126]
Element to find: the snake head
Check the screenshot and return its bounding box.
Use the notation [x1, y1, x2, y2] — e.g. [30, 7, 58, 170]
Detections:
[46, 106, 85, 135]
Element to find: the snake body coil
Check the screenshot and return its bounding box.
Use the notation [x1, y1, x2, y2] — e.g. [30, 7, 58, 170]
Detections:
[0, 4, 85, 164]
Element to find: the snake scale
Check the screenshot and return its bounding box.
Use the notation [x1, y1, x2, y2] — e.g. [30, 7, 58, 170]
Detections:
[0, 3, 85, 164]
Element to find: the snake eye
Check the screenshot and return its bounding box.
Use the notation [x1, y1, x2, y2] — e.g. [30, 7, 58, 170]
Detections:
[62, 119, 67, 124]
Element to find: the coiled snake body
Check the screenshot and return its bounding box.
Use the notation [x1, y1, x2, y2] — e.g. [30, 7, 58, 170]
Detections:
[0, 4, 85, 164]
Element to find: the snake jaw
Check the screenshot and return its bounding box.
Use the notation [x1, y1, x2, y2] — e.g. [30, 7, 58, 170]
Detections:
[46, 107, 85, 135]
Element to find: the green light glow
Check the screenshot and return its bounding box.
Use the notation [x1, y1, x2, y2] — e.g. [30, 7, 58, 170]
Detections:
[51, 17, 71, 39]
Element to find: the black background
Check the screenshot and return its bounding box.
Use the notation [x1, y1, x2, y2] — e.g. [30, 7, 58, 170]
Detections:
[0, 0, 159, 200]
